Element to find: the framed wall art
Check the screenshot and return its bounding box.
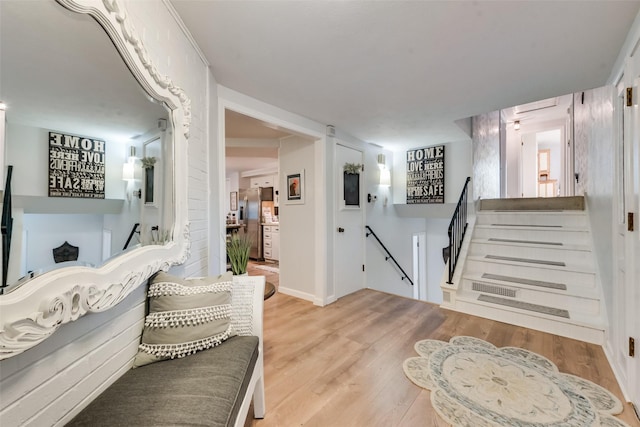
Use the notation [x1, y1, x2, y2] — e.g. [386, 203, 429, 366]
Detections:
[230, 191, 238, 211]
[286, 170, 304, 204]
[406, 145, 445, 204]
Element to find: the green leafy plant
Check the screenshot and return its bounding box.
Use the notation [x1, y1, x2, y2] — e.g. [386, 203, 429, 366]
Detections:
[226, 234, 252, 275]
[141, 156, 157, 169]
[343, 162, 363, 174]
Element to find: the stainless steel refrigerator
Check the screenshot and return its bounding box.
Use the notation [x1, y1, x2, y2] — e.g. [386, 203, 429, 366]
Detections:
[238, 188, 263, 260]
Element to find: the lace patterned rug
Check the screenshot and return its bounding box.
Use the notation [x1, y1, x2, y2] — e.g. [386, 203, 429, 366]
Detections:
[403, 336, 630, 427]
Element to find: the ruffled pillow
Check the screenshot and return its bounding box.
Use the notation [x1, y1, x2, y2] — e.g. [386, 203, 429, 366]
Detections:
[133, 271, 235, 367]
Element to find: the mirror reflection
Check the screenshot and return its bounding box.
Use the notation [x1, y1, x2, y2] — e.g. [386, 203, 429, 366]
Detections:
[0, 1, 173, 290]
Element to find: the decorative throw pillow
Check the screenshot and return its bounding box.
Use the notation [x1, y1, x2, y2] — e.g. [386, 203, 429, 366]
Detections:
[133, 271, 235, 368]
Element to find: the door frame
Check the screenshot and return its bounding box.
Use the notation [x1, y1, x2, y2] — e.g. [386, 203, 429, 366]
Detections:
[216, 90, 328, 304]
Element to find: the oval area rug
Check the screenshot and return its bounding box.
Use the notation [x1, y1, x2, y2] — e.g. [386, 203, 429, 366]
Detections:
[403, 336, 631, 427]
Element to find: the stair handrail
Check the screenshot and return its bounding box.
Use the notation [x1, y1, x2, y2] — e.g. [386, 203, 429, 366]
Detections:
[2, 165, 14, 291]
[445, 177, 471, 284]
[365, 225, 414, 286]
[123, 223, 140, 250]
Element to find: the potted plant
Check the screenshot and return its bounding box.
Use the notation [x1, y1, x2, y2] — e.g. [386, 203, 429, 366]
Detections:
[226, 234, 252, 275]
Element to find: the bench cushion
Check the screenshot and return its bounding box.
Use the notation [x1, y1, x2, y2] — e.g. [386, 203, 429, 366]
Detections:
[67, 335, 259, 427]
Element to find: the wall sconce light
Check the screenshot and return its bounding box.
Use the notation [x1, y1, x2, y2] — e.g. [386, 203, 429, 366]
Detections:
[122, 146, 140, 201]
[377, 153, 391, 186]
[122, 162, 135, 181]
[514, 120, 520, 131]
[379, 168, 391, 186]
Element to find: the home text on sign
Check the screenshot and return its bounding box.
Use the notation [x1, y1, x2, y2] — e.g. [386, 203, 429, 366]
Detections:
[406, 145, 445, 204]
[48, 132, 106, 199]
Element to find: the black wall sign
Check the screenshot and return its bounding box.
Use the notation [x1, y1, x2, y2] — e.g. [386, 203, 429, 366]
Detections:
[48, 131, 105, 199]
[406, 145, 445, 204]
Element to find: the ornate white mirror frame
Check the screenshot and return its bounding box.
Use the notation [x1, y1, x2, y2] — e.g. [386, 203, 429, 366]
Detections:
[0, 0, 190, 360]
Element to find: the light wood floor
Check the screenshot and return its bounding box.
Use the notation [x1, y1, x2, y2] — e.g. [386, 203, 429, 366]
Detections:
[246, 289, 639, 427]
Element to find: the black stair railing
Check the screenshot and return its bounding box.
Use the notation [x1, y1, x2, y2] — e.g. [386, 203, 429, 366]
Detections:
[2, 165, 14, 292]
[365, 225, 414, 286]
[444, 177, 471, 284]
[123, 223, 140, 250]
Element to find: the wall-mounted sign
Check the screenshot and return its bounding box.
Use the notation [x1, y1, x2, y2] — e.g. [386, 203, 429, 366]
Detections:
[406, 145, 445, 204]
[48, 131, 105, 199]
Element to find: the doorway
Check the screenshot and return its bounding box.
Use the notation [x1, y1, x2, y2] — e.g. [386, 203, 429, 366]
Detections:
[502, 94, 573, 198]
[219, 103, 326, 305]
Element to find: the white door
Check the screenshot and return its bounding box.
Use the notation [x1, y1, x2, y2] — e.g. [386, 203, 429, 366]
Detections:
[619, 56, 640, 412]
[627, 62, 640, 413]
[334, 144, 365, 299]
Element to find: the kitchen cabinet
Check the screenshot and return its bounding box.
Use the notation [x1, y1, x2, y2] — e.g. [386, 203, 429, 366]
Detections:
[250, 175, 276, 188]
[251, 174, 280, 206]
[263, 224, 279, 261]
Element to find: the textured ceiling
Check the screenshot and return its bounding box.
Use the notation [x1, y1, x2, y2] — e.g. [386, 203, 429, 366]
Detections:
[172, 0, 640, 151]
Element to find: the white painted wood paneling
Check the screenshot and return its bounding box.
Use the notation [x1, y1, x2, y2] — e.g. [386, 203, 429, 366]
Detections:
[0, 286, 145, 426]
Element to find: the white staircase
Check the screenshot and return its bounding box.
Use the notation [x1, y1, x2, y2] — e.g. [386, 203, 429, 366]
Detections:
[441, 197, 605, 344]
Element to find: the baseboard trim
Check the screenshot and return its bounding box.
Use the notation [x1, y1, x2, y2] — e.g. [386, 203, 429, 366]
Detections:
[603, 338, 631, 403]
[278, 286, 315, 303]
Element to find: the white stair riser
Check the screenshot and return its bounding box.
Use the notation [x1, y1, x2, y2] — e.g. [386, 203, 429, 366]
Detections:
[468, 242, 594, 268]
[473, 227, 589, 245]
[476, 212, 587, 227]
[451, 299, 604, 345]
[464, 258, 596, 288]
[461, 279, 601, 315]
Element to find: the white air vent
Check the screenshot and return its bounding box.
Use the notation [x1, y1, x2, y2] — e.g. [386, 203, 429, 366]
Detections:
[515, 97, 559, 115]
[472, 282, 517, 298]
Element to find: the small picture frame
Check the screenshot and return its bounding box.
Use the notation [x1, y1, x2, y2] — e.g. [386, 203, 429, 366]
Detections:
[286, 170, 305, 204]
[230, 191, 238, 211]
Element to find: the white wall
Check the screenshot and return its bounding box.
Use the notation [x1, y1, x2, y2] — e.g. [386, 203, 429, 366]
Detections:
[279, 135, 317, 300]
[366, 139, 472, 304]
[0, 1, 211, 425]
[365, 147, 423, 299]
[425, 218, 450, 304]
[22, 214, 104, 274]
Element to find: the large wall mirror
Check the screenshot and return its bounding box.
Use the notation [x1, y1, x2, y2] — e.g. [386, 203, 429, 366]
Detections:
[0, 0, 190, 359]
